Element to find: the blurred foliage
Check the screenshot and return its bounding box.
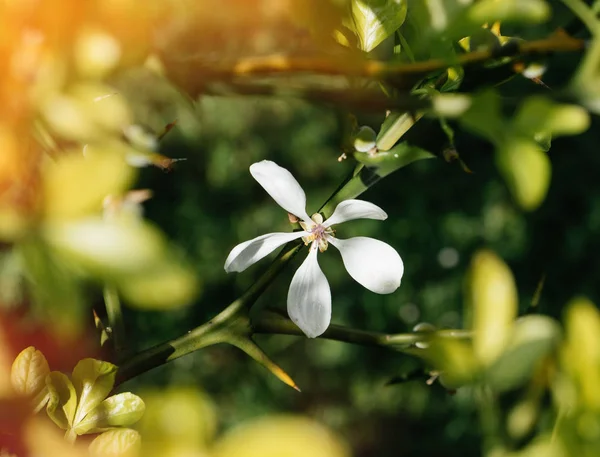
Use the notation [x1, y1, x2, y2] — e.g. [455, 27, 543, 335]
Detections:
[2, 0, 600, 456]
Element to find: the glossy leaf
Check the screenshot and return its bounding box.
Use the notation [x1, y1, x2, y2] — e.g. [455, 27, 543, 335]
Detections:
[89, 428, 142, 457]
[11, 346, 50, 398]
[74, 392, 145, 435]
[347, 0, 408, 52]
[46, 371, 77, 430]
[72, 358, 118, 428]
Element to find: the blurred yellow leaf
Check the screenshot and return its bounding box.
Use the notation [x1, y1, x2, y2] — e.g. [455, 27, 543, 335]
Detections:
[41, 83, 131, 142]
[563, 297, 600, 410]
[118, 261, 199, 310]
[486, 315, 560, 392]
[74, 28, 122, 79]
[468, 0, 550, 24]
[138, 387, 217, 450]
[89, 428, 142, 457]
[25, 417, 89, 457]
[44, 217, 166, 277]
[425, 338, 478, 389]
[212, 415, 350, 457]
[466, 250, 517, 366]
[43, 149, 135, 220]
[514, 97, 590, 137]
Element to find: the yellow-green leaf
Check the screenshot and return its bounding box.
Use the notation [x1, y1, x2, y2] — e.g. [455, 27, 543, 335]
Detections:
[460, 89, 504, 144]
[422, 338, 478, 389]
[468, 0, 550, 24]
[137, 387, 217, 449]
[213, 415, 350, 457]
[514, 97, 590, 137]
[44, 218, 167, 277]
[117, 261, 199, 310]
[74, 392, 145, 435]
[466, 250, 518, 366]
[347, 0, 408, 52]
[486, 315, 561, 391]
[89, 429, 142, 457]
[355, 143, 435, 178]
[563, 297, 600, 410]
[11, 346, 50, 398]
[496, 140, 551, 211]
[43, 149, 135, 220]
[72, 358, 118, 428]
[46, 371, 77, 430]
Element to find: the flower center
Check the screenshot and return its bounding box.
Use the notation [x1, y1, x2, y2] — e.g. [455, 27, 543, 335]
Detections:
[300, 213, 334, 252]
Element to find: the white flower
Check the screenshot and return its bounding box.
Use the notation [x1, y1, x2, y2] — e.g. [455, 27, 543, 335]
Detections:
[224, 160, 404, 338]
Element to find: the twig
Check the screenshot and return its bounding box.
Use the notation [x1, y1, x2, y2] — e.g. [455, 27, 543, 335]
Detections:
[167, 33, 584, 82]
[252, 311, 471, 349]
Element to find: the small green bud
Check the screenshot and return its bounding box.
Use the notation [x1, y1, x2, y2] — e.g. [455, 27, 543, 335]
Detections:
[353, 126, 377, 153]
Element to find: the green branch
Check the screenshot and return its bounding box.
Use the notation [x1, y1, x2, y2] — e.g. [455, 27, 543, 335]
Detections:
[252, 311, 472, 349]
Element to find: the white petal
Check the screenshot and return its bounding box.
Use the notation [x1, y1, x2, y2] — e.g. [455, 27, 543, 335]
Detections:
[323, 199, 388, 227]
[224, 231, 306, 273]
[250, 160, 311, 221]
[329, 236, 403, 294]
[287, 245, 331, 338]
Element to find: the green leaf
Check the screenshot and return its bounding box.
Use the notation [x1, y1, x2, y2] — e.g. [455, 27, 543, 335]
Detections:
[46, 371, 77, 430]
[355, 142, 435, 178]
[496, 139, 551, 211]
[466, 250, 518, 366]
[417, 338, 478, 389]
[42, 148, 135, 220]
[486, 315, 561, 392]
[513, 97, 590, 138]
[468, 0, 550, 25]
[563, 297, 600, 410]
[72, 358, 118, 428]
[117, 260, 199, 310]
[347, 0, 408, 52]
[137, 387, 217, 448]
[89, 428, 142, 457]
[459, 89, 505, 145]
[74, 392, 145, 435]
[10, 346, 50, 398]
[43, 217, 167, 278]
